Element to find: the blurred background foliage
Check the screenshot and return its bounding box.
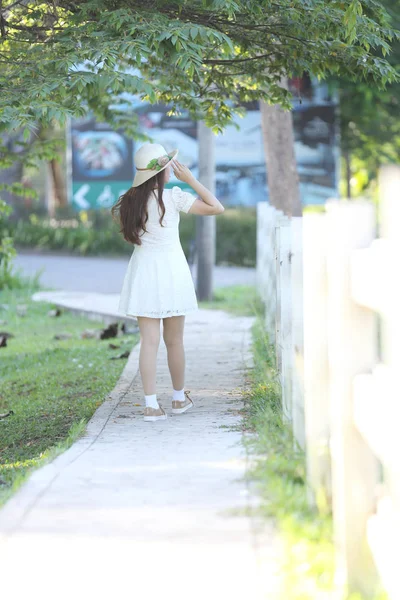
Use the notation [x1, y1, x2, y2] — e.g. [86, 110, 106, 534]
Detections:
[7, 204, 257, 267]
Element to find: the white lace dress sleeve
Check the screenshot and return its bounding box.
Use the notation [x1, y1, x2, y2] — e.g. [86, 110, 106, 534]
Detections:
[171, 185, 197, 213]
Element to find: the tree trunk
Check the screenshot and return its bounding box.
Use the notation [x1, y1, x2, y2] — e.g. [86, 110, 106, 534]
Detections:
[50, 157, 67, 207]
[195, 120, 216, 301]
[260, 78, 302, 217]
[46, 162, 56, 218]
[0, 132, 25, 222]
[344, 146, 352, 200]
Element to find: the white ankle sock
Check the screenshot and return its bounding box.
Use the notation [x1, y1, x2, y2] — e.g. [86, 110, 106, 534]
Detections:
[144, 393, 159, 409]
[172, 388, 185, 401]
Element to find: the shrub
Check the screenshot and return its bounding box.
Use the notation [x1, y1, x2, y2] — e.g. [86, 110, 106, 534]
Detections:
[9, 206, 257, 267]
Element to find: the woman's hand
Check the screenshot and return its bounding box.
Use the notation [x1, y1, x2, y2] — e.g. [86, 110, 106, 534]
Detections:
[171, 159, 196, 185]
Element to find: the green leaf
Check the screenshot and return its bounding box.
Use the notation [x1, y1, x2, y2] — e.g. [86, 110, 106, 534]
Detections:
[190, 26, 198, 40]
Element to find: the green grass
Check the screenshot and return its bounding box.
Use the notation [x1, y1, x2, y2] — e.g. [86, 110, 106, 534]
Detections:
[243, 312, 336, 599]
[201, 284, 387, 600]
[0, 286, 138, 506]
[198, 284, 264, 316]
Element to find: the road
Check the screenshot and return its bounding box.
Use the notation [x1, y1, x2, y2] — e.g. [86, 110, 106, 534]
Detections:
[14, 249, 256, 293]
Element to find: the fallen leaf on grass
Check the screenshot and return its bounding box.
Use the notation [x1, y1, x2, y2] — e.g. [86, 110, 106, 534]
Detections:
[108, 343, 121, 350]
[0, 331, 14, 339]
[110, 350, 130, 359]
[0, 410, 14, 420]
[100, 322, 119, 340]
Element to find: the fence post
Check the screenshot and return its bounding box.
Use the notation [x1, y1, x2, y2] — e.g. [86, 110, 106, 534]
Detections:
[290, 216, 305, 449]
[325, 199, 380, 597]
[256, 203, 282, 344]
[303, 212, 331, 508]
[275, 215, 291, 422]
[379, 166, 400, 416]
[256, 201, 269, 306]
[375, 166, 400, 599]
[267, 207, 283, 344]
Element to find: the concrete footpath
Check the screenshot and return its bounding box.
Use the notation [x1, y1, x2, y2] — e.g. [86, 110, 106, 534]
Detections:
[0, 303, 282, 600]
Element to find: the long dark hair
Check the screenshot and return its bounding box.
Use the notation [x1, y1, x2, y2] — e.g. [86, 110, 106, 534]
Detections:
[111, 169, 166, 245]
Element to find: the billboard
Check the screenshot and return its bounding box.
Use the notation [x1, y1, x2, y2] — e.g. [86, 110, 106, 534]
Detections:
[67, 76, 338, 210]
[131, 76, 338, 206]
[68, 118, 134, 210]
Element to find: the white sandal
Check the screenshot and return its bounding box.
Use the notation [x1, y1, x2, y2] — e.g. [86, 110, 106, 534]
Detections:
[171, 390, 194, 415]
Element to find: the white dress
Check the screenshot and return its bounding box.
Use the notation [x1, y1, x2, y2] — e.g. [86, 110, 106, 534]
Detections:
[117, 185, 199, 319]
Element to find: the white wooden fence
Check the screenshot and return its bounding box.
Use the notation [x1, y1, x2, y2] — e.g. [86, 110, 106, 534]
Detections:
[256, 165, 400, 600]
[256, 205, 305, 446]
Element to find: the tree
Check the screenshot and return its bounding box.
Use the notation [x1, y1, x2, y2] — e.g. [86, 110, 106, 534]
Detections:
[0, 132, 25, 211]
[260, 78, 302, 217]
[338, 0, 400, 196]
[0, 0, 397, 141]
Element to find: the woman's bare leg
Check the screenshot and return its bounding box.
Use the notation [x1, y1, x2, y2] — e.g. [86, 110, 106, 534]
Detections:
[137, 316, 161, 395]
[162, 315, 185, 391]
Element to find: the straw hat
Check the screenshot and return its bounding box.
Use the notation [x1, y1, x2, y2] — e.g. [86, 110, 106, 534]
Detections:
[132, 142, 179, 187]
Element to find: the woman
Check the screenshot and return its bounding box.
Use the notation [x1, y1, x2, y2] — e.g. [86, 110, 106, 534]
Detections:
[112, 142, 225, 422]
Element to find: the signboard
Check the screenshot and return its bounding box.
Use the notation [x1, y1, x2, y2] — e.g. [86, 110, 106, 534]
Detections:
[132, 75, 338, 206]
[67, 76, 338, 210]
[68, 118, 134, 210]
[290, 76, 339, 205]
